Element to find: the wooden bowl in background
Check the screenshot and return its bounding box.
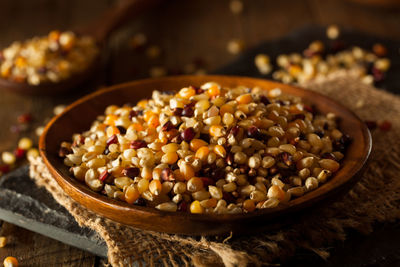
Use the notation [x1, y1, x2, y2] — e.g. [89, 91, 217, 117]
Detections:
[39, 75, 372, 235]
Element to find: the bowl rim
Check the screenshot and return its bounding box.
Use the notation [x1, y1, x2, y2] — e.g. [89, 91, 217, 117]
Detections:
[39, 75, 372, 224]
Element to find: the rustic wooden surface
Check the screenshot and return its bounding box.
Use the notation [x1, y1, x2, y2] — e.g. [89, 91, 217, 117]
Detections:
[0, 0, 399, 265]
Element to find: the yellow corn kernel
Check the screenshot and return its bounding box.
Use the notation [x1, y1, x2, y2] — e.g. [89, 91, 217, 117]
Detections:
[161, 152, 179, 164]
[130, 123, 144, 132]
[147, 115, 160, 128]
[209, 125, 225, 137]
[1, 65, 11, 78]
[267, 185, 285, 201]
[195, 146, 209, 161]
[243, 199, 256, 212]
[137, 99, 148, 108]
[236, 93, 252, 104]
[207, 85, 220, 97]
[200, 198, 218, 208]
[180, 162, 195, 180]
[27, 148, 40, 158]
[106, 125, 120, 137]
[289, 64, 302, 77]
[213, 145, 226, 158]
[162, 143, 179, 153]
[173, 168, 186, 181]
[190, 200, 204, 214]
[15, 57, 27, 68]
[149, 180, 162, 195]
[49, 30, 61, 41]
[104, 114, 118, 126]
[18, 137, 33, 150]
[0, 236, 7, 248]
[144, 110, 155, 122]
[195, 100, 211, 112]
[190, 139, 208, 152]
[3, 256, 18, 267]
[220, 104, 235, 116]
[125, 186, 140, 204]
[187, 177, 204, 192]
[178, 87, 196, 99]
[137, 178, 149, 193]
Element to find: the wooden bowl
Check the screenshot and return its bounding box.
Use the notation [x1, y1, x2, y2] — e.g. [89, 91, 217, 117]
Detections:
[0, 56, 100, 96]
[39, 75, 372, 235]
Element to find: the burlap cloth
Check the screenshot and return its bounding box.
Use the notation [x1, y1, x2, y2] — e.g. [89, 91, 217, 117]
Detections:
[29, 74, 400, 267]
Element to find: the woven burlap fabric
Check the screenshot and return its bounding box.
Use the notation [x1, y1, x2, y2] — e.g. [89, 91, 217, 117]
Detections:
[29, 74, 400, 267]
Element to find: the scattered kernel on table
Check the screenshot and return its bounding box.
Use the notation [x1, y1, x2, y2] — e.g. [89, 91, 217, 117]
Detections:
[0, 236, 7, 248]
[230, 0, 243, 14]
[53, 104, 66, 115]
[0, 30, 98, 85]
[3, 256, 18, 267]
[270, 26, 391, 86]
[60, 82, 349, 214]
[2, 152, 16, 165]
[227, 39, 245, 55]
[326, 24, 340, 40]
[18, 137, 33, 150]
[255, 54, 272, 75]
[146, 45, 161, 59]
[130, 33, 147, 49]
[149, 66, 167, 78]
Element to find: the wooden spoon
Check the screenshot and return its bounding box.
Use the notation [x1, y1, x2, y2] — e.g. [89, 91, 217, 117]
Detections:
[0, 0, 160, 96]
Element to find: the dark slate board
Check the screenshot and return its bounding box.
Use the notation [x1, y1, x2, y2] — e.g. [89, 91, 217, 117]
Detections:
[1, 25, 399, 265]
[0, 166, 107, 258]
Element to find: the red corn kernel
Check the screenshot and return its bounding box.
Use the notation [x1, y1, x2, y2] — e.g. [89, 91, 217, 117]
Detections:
[247, 126, 261, 139]
[106, 134, 118, 146]
[259, 95, 271, 105]
[99, 170, 110, 182]
[182, 106, 194, 117]
[226, 153, 234, 165]
[173, 108, 183, 116]
[229, 125, 240, 136]
[162, 121, 174, 131]
[14, 148, 26, 159]
[379, 120, 392, 131]
[122, 167, 140, 178]
[200, 177, 215, 187]
[178, 201, 188, 212]
[223, 192, 235, 203]
[130, 140, 147, 149]
[129, 110, 138, 120]
[161, 168, 175, 181]
[372, 67, 384, 82]
[17, 113, 32, 124]
[303, 105, 314, 113]
[116, 126, 126, 134]
[372, 43, 387, 57]
[0, 164, 10, 174]
[181, 127, 195, 142]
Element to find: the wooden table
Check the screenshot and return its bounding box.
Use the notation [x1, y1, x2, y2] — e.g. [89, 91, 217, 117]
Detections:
[0, 0, 399, 265]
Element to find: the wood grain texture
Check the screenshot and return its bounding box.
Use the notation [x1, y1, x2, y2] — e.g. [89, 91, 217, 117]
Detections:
[0, 222, 96, 266]
[39, 75, 371, 235]
[0, 0, 398, 264]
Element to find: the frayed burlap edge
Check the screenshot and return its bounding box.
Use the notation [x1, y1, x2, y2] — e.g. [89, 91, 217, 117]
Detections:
[29, 74, 400, 267]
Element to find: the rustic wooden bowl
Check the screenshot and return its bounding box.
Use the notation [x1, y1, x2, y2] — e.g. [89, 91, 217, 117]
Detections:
[0, 0, 159, 96]
[39, 75, 372, 235]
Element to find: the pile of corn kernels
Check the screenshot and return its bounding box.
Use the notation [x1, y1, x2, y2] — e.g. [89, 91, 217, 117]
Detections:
[61, 83, 349, 214]
[0, 31, 99, 85]
[254, 25, 391, 86]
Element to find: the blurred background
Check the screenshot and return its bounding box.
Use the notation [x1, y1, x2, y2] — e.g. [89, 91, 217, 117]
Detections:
[0, 0, 399, 265]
